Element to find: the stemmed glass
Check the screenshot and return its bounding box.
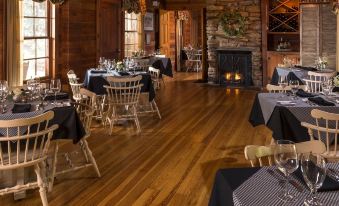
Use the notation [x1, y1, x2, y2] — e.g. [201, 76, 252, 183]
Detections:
[50, 79, 61, 105]
[278, 76, 288, 98]
[289, 80, 299, 99]
[39, 83, 49, 107]
[274, 140, 299, 202]
[0, 80, 8, 113]
[301, 153, 326, 206]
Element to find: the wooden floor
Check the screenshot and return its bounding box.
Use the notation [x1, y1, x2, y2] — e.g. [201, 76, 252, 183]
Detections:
[1, 73, 272, 206]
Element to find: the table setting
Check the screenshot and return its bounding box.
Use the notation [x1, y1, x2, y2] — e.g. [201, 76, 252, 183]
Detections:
[209, 141, 339, 206]
[0, 79, 85, 143]
[250, 77, 339, 142]
[83, 67, 156, 102]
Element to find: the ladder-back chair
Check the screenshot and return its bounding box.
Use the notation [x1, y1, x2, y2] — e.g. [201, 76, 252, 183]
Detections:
[0, 111, 58, 206]
[104, 75, 142, 134]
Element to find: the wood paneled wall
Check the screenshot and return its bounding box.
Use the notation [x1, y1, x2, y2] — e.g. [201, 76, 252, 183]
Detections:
[0, 0, 4, 80]
[56, 0, 98, 82]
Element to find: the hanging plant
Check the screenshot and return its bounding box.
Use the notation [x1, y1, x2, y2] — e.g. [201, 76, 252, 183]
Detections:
[123, 0, 141, 14]
[219, 11, 248, 38]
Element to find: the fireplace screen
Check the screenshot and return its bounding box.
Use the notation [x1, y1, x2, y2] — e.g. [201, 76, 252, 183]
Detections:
[217, 50, 252, 86]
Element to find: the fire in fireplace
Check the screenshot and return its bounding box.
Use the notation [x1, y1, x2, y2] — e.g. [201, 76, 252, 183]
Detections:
[225, 72, 243, 83]
[217, 49, 252, 86]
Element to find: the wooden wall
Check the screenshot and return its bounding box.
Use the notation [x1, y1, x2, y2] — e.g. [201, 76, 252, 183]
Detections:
[0, 0, 4, 80]
[56, 0, 98, 82]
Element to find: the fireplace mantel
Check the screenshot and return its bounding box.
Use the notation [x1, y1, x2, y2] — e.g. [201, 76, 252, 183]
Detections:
[216, 48, 253, 52]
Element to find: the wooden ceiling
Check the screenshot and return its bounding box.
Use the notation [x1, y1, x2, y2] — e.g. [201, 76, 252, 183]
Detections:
[164, 0, 206, 10]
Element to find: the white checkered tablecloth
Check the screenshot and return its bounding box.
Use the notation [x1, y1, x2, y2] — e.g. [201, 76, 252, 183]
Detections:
[233, 164, 339, 206]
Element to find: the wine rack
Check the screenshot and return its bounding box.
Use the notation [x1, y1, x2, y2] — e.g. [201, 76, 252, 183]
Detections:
[268, 0, 300, 33]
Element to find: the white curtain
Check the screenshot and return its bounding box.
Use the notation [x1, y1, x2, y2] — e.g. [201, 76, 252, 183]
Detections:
[6, 0, 23, 87]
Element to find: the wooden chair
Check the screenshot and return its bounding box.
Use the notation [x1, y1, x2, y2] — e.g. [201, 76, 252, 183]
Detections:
[266, 84, 291, 93]
[301, 109, 339, 160]
[266, 84, 307, 93]
[69, 82, 84, 102]
[244, 140, 326, 167]
[66, 70, 78, 83]
[303, 71, 336, 93]
[49, 103, 100, 192]
[104, 76, 142, 134]
[149, 67, 161, 90]
[137, 93, 162, 120]
[0, 111, 58, 206]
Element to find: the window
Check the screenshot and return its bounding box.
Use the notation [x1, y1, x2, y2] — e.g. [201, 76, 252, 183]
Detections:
[23, 0, 54, 80]
[124, 12, 140, 57]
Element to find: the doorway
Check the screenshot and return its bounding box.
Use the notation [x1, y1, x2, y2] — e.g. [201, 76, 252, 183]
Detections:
[159, 9, 203, 79]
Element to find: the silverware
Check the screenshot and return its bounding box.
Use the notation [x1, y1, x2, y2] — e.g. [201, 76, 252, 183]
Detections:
[274, 168, 304, 192]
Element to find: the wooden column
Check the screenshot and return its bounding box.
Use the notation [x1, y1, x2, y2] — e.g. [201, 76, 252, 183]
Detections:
[201, 8, 208, 82]
[336, 1, 339, 71]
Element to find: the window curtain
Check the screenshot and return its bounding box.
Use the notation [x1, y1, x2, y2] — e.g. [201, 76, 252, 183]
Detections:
[6, 0, 23, 87]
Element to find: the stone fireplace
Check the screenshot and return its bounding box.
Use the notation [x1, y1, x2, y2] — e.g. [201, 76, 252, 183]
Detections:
[217, 49, 252, 86]
[206, 0, 262, 87]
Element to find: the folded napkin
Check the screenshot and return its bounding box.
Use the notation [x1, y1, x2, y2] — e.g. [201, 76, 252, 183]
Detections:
[12, 104, 31, 113]
[296, 89, 316, 98]
[294, 167, 339, 192]
[45, 92, 69, 101]
[90, 70, 107, 74]
[308, 97, 335, 106]
[294, 65, 317, 72]
[118, 71, 130, 76]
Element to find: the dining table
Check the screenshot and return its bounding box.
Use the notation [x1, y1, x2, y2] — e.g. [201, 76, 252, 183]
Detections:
[148, 57, 173, 78]
[83, 69, 156, 102]
[0, 95, 86, 200]
[249, 92, 339, 143]
[209, 164, 339, 206]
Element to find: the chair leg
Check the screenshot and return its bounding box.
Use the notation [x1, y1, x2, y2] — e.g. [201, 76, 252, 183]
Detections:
[108, 106, 116, 135]
[48, 142, 59, 192]
[79, 140, 89, 163]
[133, 106, 141, 133]
[34, 164, 48, 206]
[81, 139, 101, 177]
[152, 100, 161, 120]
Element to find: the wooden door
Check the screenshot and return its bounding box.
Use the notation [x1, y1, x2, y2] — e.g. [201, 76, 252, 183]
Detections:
[97, 0, 123, 60]
[159, 10, 170, 57]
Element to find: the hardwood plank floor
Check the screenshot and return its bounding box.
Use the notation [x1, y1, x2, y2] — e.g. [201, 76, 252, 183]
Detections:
[1, 73, 272, 205]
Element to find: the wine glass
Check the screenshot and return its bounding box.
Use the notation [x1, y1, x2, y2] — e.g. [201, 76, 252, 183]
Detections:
[274, 140, 299, 202]
[301, 153, 326, 206]
[40, 83, 49, 106]
[289, 80, 299, 99]
[50, 79, 61, 105]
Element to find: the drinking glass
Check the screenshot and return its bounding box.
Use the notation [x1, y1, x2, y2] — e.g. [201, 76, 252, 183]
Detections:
[301, 153, 326, 206]
[40, 83, 49, 106]
[50, 79, 61, 105]
[274, 140, 299, 202]
[278, 76, 288, 98]
[289, 80, 299, 99]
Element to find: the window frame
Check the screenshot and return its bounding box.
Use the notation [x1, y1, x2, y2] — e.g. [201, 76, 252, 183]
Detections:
[124, 12, 140, 57]
[22, 1, 54, 80]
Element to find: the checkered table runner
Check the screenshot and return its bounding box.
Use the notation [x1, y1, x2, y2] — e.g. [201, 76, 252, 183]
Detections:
[233, 164, 339, 206]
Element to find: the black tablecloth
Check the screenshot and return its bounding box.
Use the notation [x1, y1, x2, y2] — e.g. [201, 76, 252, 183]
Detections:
[84, 71, 156, 102]
[249, 94, 310, 142]
[209, 167, 259, 206]
[49, 106, 86, 143]
[148, 57, 173, 78]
